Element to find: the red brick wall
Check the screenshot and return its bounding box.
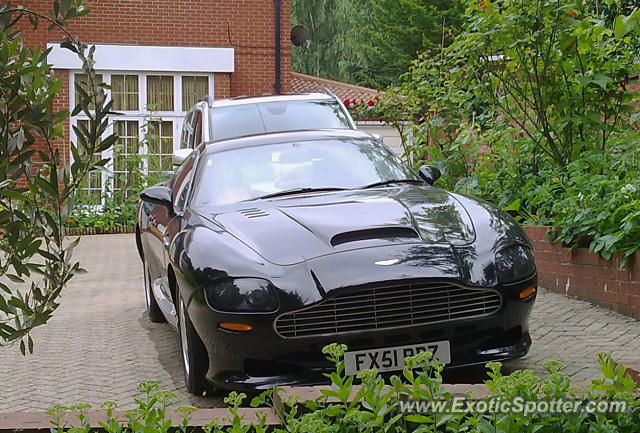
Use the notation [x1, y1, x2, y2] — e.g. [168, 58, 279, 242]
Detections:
[214, 73, 232, 100]
[525, 226, 640, 320]
[18, 0, 291, 97]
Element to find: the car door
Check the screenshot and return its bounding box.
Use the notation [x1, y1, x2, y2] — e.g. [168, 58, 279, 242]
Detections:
[161, 151, 198, 302]
[140, 153, 195, 292]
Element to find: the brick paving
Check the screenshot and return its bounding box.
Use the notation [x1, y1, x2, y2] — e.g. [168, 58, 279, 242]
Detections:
[0, 234, 639, 412]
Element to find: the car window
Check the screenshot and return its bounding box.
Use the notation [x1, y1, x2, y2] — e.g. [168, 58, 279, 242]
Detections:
[171, 153, 196, 212]
[208, 99, 351, 142]
[258, 100, 351, 132]
[192, 138, 417, 207]
[193, 110, 203, 145]
[180, 110, 194, 149]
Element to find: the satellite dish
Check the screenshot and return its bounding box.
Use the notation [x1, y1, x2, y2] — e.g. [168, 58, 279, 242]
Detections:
[291, 25, 310, 48]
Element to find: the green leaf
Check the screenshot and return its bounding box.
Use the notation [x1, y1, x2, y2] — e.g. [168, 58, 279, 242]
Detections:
[592, 74, 612, 90]
[614, 15, 628, 39]
[6, 274, 25, 283]
[33, 176, 58, 196]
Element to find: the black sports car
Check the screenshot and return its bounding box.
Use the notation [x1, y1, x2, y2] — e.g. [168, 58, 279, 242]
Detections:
[136, 129, 537, 394]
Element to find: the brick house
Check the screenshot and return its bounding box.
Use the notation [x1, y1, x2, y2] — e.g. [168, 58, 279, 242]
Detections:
[19, 0, 291, 204]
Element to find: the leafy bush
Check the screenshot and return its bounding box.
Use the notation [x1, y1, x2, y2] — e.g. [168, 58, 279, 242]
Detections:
[444, 127, 639, 264]
[50, 346, 640, 433]
[369, 0, 640, 261]
[0, 1, 116, 351]
[64, 201, 139, 229]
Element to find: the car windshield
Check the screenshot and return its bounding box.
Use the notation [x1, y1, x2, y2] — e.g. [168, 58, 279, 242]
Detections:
[208, 99, 352, 142]
[192, 138, 419, 206]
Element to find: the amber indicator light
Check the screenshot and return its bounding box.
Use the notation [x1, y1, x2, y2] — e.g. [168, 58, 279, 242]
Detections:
[519, 286, 537, 299]
[219, 322, 253, 332]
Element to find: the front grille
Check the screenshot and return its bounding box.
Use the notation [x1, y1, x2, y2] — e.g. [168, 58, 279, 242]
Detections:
[274, 282, 502, 338]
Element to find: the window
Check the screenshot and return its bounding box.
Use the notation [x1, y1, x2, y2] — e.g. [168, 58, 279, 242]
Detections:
[182, 76, 209, 109]
[193, 111, 203, 145]
[74, 73, 103, 110]
[172, 154, 196, 213]
[70, 71, 213, 204]
[147, 75, 174, 111]
[193, 138, 416, 206]
[208, 99, 351, 142]
[111, 74, 139, 110]
[76, 119, 103, 205]
[180, 110, 194, 149]
[147, 121, 174, 176]
[113, 120, 140, 199]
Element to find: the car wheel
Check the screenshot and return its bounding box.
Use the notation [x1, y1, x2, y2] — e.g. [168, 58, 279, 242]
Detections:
[143, 260, 166, 323]
[177, 293, 211, 395]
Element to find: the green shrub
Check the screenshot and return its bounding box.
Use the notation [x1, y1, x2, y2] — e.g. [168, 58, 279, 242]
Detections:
[368, 0, 640, 262]
[52, 346, 640, 433]
[453, 128, 640, 264]
[0, 0, 117, 350]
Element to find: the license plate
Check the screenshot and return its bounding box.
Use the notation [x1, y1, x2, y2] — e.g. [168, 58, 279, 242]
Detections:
[344, 341, 450, 375]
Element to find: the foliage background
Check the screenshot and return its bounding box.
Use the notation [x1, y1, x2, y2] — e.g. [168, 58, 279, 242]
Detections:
[361, 0, 640, 263]
[291, 0, 464, 88]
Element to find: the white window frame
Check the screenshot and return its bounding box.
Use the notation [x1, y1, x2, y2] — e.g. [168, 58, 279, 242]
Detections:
[69, 70, 214, 204]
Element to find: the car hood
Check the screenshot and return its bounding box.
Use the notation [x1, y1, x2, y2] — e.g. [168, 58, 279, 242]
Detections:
[196, 186, 476, 266]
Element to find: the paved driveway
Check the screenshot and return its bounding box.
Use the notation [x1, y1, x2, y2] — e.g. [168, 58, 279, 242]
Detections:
[1, 234, 639, 412]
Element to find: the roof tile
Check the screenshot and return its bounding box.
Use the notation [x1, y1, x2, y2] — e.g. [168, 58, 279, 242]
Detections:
[290, 72, 381, 102]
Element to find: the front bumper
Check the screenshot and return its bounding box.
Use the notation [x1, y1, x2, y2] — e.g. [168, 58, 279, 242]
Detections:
[186, 277, 537, 391]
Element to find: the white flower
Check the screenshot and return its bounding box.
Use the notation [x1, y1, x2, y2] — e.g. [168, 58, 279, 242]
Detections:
[577, 192, 584, 201]
[621, 184, 637, 194]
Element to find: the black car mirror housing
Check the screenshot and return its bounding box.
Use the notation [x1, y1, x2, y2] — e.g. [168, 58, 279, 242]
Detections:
[418, 165, 441, 186]
[140, 185, 174, 211]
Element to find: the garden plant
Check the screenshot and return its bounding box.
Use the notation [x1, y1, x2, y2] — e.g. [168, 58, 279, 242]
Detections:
[0, 0, 114, 351]
[363, 0, 640, 263]
[49, 345, 640, 433]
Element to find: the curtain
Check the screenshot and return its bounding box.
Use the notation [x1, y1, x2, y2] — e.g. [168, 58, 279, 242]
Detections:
[112, 74, 139, 110]
[182, 76, 209, 110]
[147, 75, 174, 111]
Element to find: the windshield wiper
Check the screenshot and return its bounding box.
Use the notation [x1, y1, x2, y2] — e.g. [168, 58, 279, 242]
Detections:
[253, 187, 347, 200]
[359, 179, 423, 189]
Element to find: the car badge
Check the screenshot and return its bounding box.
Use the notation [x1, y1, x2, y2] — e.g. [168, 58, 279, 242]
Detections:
[374, 259, 399, 266]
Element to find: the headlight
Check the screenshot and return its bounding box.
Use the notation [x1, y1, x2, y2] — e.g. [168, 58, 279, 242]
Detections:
[495, 245, 536, 284]
[204, 278, 279, 312]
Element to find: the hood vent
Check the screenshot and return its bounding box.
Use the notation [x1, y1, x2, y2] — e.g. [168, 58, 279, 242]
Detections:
[238, 208, 269, 219]
[330, 227, 419, 247]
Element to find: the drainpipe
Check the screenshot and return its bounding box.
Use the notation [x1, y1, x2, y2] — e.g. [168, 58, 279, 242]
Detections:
[274, 0, 282, 94]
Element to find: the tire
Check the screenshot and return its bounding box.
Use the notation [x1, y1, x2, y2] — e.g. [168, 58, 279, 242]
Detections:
[177, 293, 212, 395]
[143, 259, 166, 323]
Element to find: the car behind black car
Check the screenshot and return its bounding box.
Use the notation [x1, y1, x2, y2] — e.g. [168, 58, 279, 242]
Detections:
[136, 129, 537, 394]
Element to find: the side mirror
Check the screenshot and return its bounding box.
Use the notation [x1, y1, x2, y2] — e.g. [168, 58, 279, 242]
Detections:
[172, 148, 193, 166]
[371, 133, 383, 142]
[418, 165, 441, 186]
[140, 185, 173, 211]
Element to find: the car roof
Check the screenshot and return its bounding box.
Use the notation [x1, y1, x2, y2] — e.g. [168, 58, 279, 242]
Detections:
[208, 93, 335, 108]
[202, 129, 376, 155]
